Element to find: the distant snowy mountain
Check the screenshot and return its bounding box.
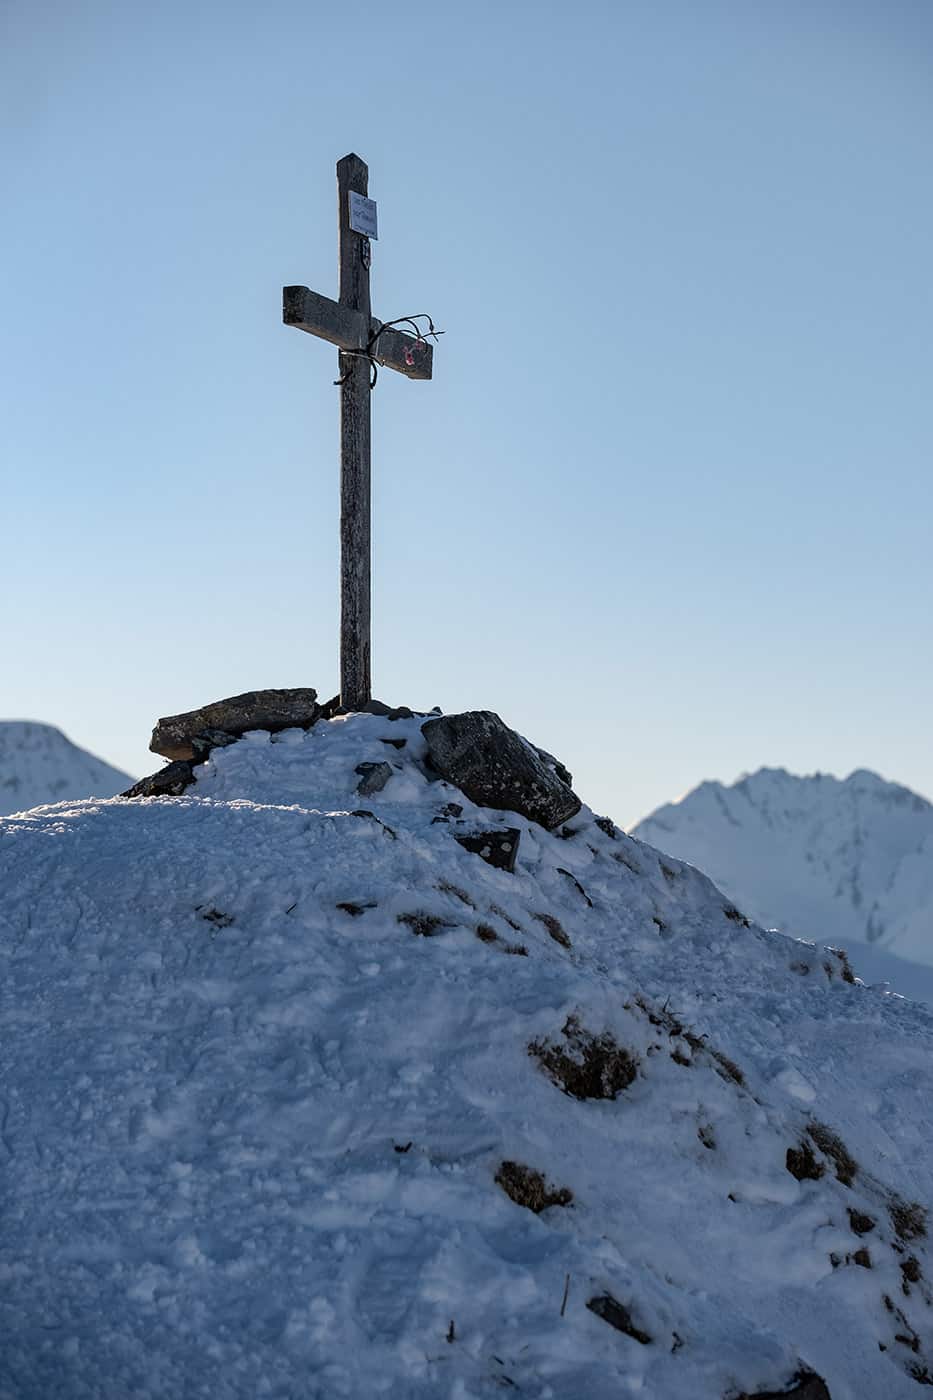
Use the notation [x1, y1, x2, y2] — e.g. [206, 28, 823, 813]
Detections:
[0, 720, 133, 814]
[632, 767, 933, 969]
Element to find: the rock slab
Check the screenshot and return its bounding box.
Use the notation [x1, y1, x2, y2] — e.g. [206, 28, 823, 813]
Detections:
[421, 711, 580, 831]
[150, 689, 319, 761]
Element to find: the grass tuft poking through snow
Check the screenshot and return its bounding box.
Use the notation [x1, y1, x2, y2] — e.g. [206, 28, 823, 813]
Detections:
[529, 1014, 639, 1100]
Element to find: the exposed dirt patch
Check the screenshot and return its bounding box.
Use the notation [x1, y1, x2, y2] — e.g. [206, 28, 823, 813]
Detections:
[586, 1293, 651, 1345]
[532, 912, 572, 949]
[890, 1196, 928, 1243]
[494, 1160, 573, 1214]
[530, 1015, 639, 1101]
[397, 912, 456, 938]
[786, 1140, 825, 1183]
[902, 1256, 923, 1288]
[336, 901, 377, 917]
[852, 1248, 872, 1269]
[198, 907, 234, 929]
[848, 1208, 876, 1236]
[808, 1120, 859, 1187]
[475, 923, 498, 943]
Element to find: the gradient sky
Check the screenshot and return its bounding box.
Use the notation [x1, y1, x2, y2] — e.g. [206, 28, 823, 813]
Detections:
[3, 0, 932, 827]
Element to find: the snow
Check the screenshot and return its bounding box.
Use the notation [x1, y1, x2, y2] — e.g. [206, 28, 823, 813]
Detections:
[0, 720, 133, 815]
[2, 715, 933, 1397]
[632, 766, 933, 983]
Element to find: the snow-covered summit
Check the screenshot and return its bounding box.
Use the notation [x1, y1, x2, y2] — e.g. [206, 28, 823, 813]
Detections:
[3, 716, 933, 1397]
[633, 766, 933, 967]
[0, 719, 133, 815]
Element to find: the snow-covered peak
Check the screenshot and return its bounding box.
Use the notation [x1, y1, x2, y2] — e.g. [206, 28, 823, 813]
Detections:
[3, 718, 933, 1396]
[0, 719, 133, 815]
[633, 766, 933, 966]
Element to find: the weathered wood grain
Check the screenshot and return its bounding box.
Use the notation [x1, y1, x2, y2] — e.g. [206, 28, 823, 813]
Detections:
[337, 153, 372, 711]
[283, 152, 438, 713]
[282, 287, 433, 381]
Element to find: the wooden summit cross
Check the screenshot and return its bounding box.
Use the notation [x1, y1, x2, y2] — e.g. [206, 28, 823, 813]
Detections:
[283, 153, 436, 711]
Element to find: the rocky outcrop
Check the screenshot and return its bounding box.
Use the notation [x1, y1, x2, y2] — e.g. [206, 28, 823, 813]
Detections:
[122, 761, 197, 799]
[150, 689, 319, 761]
[421, 711, 580, 831]
[355, 762, 393, 796]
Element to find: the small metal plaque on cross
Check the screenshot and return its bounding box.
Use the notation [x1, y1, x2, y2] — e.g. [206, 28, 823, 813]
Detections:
[282, 154, 438, 712]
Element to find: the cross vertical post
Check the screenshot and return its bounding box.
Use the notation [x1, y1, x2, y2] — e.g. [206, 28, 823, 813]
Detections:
[283, 154, 436, 710]
[336, 153, 372, 710]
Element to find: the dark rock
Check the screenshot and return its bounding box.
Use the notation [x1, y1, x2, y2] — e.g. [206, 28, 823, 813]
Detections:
[421, 711, 580, 830]
[350, 810, 397, 839]
[336, 901, 377, 917]
[455, 829, 521, 873]
[381, 738, 407, 750]
[355, 761, 393, 796]
[736, 1370, 831, 1400]
[122, 761, 196, 798]
[534, 745, 573, 788]
[150, 688, 319, 761]
[848, 1208, 875, 1236]
[585, 1293, 651, 1345]
[190, 729, 240, 761]
[786, 1141, 825, 1182]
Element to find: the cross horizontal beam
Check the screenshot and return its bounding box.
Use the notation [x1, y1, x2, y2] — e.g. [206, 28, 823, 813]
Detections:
[283, 286, 433, 381]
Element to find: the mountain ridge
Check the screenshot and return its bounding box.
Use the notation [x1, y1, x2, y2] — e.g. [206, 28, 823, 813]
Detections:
[632, 765, 933, 968]
[0, 719, 133, 815]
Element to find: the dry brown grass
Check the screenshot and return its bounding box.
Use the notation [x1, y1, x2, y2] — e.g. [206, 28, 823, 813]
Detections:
[530, 1015, 639, 1101]
[494, 1161, 573, 1214]
[808, 1120, 859, 1187]
[532, 912, 572, 949]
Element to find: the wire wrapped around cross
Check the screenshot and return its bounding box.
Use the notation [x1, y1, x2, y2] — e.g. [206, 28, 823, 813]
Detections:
[334, 314, 444, 388]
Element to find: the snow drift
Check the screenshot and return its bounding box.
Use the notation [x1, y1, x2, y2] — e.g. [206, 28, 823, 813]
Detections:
[2, 714, 933, 1398]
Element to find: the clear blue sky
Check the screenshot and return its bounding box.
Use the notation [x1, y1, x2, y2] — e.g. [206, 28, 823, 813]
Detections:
[3, 0, 932, 827]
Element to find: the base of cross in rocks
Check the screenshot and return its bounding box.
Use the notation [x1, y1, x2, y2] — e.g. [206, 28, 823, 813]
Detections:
[126, 688, 582, 835]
